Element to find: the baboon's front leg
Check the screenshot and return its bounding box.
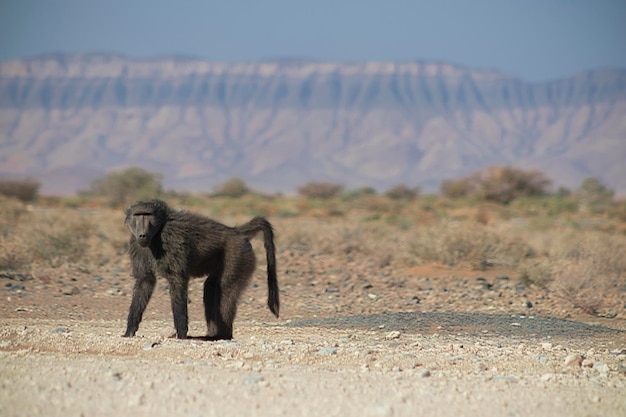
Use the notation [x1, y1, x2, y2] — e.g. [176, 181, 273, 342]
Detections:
[169, 276, 190, 339]
[124, 273, 156, 337]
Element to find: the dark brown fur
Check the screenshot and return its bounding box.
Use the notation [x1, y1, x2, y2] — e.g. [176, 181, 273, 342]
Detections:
[123, 199, 279, 340]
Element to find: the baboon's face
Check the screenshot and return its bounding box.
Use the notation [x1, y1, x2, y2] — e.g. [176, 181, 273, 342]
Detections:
[126, 206, 161, 247]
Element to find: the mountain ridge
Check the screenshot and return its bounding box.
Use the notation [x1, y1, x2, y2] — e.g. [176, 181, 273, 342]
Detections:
[0, 53, 624, 195]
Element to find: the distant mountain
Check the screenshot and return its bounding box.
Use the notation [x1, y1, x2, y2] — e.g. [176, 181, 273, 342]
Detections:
[1, 53, 625, 195]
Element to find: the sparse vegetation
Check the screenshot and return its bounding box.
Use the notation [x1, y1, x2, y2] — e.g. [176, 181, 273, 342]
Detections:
[384, 184, 420, 200]
[1, 165, 623, 317]
[212, 177, 251, 198]
[83, 167, 163, 207]
[0, 178, 40, 202]
[574, 176, 615, 211]
[297, 182, 343, 199]
[441, 166, 552, 204]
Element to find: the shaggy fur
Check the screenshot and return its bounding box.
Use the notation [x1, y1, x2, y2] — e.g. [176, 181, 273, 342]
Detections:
[123, 199, 279, 340]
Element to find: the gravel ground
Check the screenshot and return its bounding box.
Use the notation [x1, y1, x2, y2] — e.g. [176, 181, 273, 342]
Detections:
[1, 316, 625, 417]
[1, 244, 625, 416]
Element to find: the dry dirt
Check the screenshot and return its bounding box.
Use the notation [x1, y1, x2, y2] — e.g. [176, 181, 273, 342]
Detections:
[1, 249, 625, 416]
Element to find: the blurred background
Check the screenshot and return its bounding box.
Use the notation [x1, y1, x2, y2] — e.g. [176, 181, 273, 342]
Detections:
[1, 0, 625, 196]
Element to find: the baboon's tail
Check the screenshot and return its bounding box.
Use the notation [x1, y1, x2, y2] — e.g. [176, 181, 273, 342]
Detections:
[237, 217, 279, 318]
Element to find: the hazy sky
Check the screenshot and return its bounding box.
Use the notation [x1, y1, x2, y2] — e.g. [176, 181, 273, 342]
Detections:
[1, 0, 625, 81]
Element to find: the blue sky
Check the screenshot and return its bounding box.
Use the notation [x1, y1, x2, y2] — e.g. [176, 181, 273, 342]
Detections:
[1, 0, 624, 81]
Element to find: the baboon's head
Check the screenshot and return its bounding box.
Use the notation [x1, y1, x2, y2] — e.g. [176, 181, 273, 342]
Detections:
[125, 199, 168, 248]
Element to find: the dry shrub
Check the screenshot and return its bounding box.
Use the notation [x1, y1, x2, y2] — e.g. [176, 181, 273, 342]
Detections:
[85, 166, 162, 206]
[316, 225, 365, 256]
[440, 178, 475, 199]
[552, 261, 607, 315]
[0, 197, 28, 237]
[441, 166, 551, 204]
[298, 182, 343, 199]
[475, 166, 552, 204]
[212, 177, 250, 198]
[516, 261, 553, 289]
[0, 207, 125, 275]
[521, 229, 626, 314]
[384, 184, 420, 201]
[0, 178, 40, 202]
[410, 221, 534, 269]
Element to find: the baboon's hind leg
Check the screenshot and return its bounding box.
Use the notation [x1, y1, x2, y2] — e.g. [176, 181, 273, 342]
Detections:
[203, 273, 229, 339]
[204, 261, 253, 340]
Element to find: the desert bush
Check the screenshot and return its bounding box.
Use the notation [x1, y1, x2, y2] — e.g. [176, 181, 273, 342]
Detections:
[298, 182, 343, 199]
[574, 177, 614, 211]
[475, 166, 552, 204]
[0, 178, 40, 202]
[440, 178, 475, 199]
[519, 229, 626, 314]
[85, 166, 163, 207]
[551, 258, 618, 316]
[212, 177, 250, 198]
[516, 261, 553, 289]
[409, 221, 534, 269]
[342, 186, 377, 201]
[0, 197, 28, 237]
[0, 206, 128, 275]
[384, 184, 420, 200]
[441, 166, 552, 204]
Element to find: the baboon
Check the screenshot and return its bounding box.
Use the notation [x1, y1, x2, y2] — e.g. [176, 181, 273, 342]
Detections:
[122, 199, 279, 340]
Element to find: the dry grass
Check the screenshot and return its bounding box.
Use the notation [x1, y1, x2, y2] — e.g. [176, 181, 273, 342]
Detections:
[2, 193, 625, 316]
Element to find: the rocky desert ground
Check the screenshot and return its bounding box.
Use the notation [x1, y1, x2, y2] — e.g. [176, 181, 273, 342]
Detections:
[1, 196, 625, 416]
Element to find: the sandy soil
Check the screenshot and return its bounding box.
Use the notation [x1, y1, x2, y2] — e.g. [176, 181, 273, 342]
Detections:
[1, 249, 625, 416]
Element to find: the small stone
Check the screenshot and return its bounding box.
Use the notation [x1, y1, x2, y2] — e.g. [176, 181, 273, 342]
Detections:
[564, 353, 583, 367]
[317, 347, 337, 355]
[8, 284, 25, 292]
[384, 331, 401, 340]
[417, 369, 431, 378]
[61, 286, 80, 295]
[492, 375, 518, 383]
[244, 375, 264, 383]
[367, 293, 378, 300]
[52, 327, 69, 333]
[14, 307, 28, 312]
[582, 359, 594, 368]
[475, 361, 489, 371]
[106, 287, 124, 296]
[541, 342, 553, 350]
[595, 362, 610, 374]
[143, 341, 161, 350]
[525, 300, 533, 308]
